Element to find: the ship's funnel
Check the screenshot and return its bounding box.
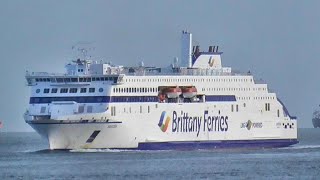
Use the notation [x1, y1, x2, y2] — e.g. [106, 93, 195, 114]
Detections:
[209, 46, 213, 52]
[181, 30, 192, 68]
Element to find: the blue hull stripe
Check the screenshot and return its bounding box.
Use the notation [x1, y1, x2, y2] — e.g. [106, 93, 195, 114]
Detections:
[135, 139, 299, 150]
[29, 95, 236, 104]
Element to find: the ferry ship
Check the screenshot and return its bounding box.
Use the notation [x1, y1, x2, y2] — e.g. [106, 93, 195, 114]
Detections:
[312, 107, 320, 128]
[24, 31, 298, 150]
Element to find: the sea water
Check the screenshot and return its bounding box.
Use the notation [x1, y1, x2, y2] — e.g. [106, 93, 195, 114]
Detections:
[0, 128, 319, 179]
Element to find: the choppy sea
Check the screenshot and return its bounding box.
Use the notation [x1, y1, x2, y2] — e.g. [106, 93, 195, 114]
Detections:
[0, 128, 319, 179]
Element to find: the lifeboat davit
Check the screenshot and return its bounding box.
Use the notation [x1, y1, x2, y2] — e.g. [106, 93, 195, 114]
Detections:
[182, 87, 197, 98]
[166, 87, 182, 98]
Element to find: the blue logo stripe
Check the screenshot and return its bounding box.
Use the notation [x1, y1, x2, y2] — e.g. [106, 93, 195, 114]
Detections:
[158, 111, 166, 127]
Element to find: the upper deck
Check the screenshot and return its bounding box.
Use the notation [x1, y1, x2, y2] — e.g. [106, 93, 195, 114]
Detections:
[25, 31, 255, 86]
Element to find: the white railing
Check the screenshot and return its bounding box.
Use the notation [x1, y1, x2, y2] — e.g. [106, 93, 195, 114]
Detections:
[26, 67, 254, 78]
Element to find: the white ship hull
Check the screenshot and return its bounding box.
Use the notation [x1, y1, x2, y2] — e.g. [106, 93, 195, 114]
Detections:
[26, 103, 298, 150]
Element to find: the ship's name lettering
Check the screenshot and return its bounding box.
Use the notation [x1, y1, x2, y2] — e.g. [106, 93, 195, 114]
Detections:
[172, 110, 228, 137]
[240, 122, 263, 128]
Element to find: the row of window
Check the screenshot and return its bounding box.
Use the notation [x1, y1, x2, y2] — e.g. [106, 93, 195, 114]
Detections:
[111, 96, 158, 103]
[236, 96, 275, 100]
[35, 77, 117, 83]
[37, 87, 103, 94]
[113, 87, 267, 94]
[30, 96, 159, 104]
[35, 77, 253, 84]
[113, 87, 159, 93]
[202, 87, 267, 92]
[30, 95, 236, 104]
[30, 96, 108, 104]
[124, 78, 253, 83]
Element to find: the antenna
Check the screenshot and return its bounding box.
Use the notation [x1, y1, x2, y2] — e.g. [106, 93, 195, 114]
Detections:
[72, 41, 96, 60]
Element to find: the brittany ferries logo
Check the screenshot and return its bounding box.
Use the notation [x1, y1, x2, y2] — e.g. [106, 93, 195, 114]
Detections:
[158, 111, 171, 132]
[241, 120, 263, 130]
[208, 57, 215, 67]
[158, 110, 229, 136]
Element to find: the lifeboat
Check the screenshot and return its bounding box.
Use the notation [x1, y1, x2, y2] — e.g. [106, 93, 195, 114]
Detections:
[158, 93, 166, 102]
[182, 87, 197, 98]
[166, 87, 182, 98]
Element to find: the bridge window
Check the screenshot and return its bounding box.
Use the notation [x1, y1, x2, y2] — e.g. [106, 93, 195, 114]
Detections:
[70, 88, 77, 93]
[51, 88, 58, 93]
[80, 88, 87, 93]
[60, 88, 68, 93]
[43, 88, 49, 93]
[56, 78, 63, 83]
[71, 78, 78, 82]
[89, 88, 95, 93]
[50, 78, 56, 82]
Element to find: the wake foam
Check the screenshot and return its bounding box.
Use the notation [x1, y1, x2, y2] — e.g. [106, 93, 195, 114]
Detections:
[69, 148, 170, 153]
[70, 149, 129, 153]
[280, 145, 320, 150]
[69, 149, 151, 153]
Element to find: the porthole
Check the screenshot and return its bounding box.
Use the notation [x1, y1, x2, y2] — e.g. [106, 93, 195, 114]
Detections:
[36, 89, 40, 93]
[99, 88, 103, 92]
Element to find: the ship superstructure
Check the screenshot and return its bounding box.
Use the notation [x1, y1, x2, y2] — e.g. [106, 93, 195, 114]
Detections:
[24, 31, 298, 150]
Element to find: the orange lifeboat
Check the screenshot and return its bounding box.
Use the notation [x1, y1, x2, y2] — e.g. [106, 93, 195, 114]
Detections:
[182, 87, 197, 98]
[158, 93, 166, 102]
[166, 87, 182, 98]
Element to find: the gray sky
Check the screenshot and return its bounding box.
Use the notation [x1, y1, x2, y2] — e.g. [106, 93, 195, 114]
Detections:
[0, 0, 319, 131]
